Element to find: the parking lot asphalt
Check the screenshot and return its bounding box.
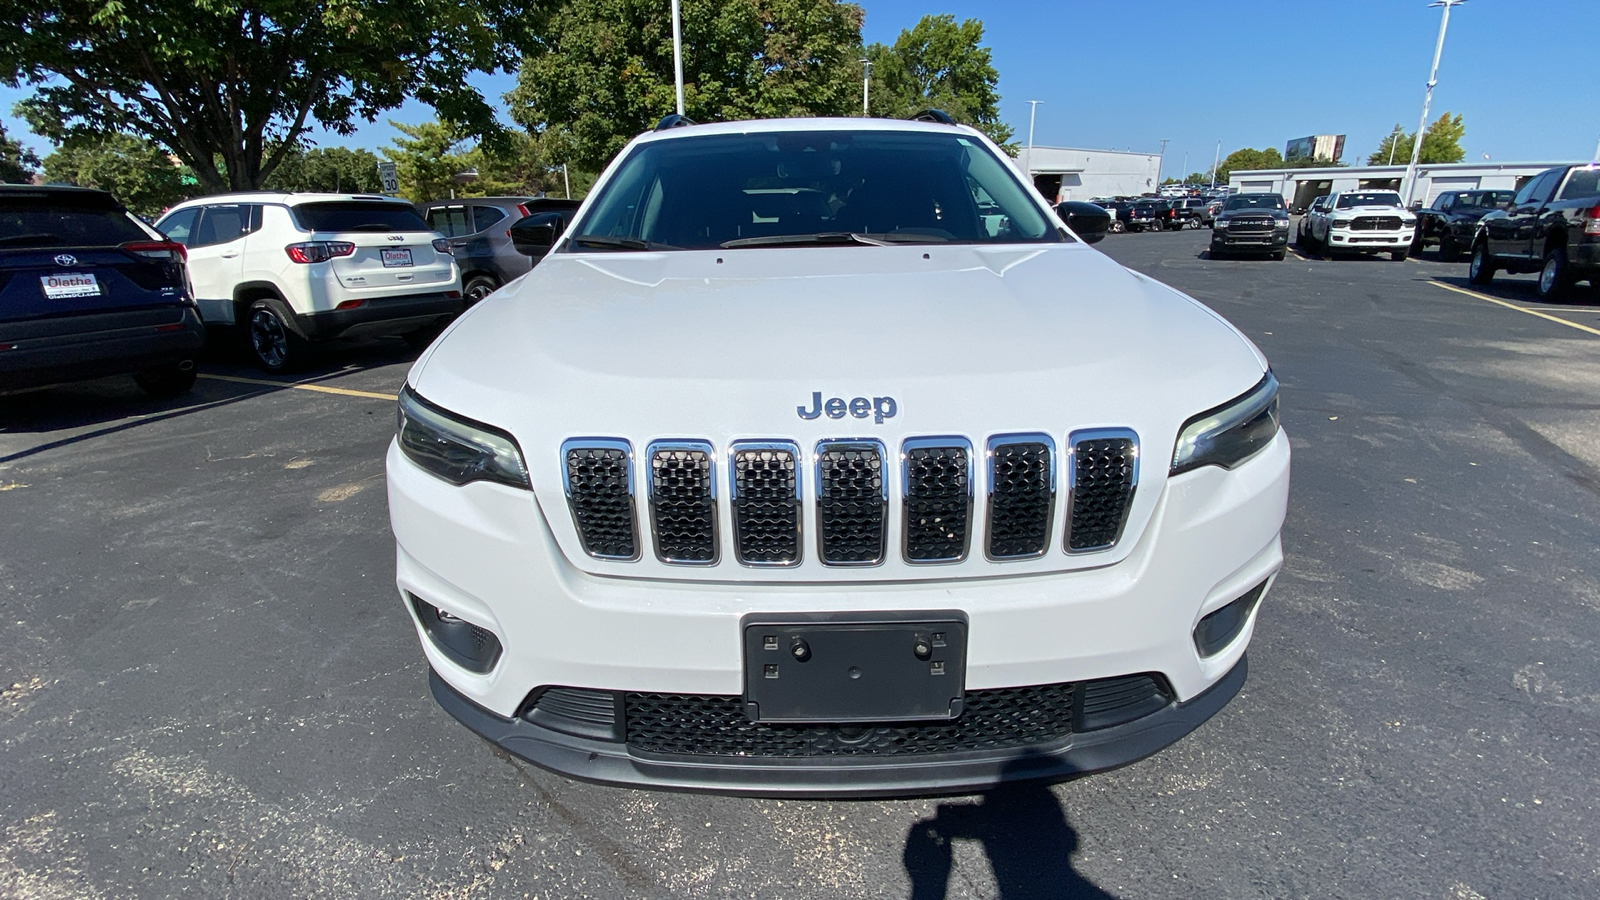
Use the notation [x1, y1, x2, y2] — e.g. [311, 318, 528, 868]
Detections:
[3, 230, 1598, 899]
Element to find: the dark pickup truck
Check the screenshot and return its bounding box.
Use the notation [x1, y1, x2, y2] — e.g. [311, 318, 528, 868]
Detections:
[1470, 164, 1600, 300]
[1413, 189, 1514, 261]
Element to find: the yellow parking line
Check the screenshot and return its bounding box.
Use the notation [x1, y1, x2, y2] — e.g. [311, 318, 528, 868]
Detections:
[199, 373, 398, 401]
[1429, 281, 1600, 338]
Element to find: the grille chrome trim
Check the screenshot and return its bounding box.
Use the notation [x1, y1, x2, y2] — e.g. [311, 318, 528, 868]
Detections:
[984, 433, 1057, 561]
[1065, 428, 1140, 554]
[814, 439, 889, 567]
[645, 440, 719, 566]
[901, 437, 975, 565]
[561, 438, 640, 561]
[728, 440, 803, 567]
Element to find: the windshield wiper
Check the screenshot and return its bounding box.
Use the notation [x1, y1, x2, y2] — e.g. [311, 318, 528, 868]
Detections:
[722, 231, 915, 248]
[568, 234, 672, 251]
[344, 224, 394, 232]
[0, 233, 64, 247]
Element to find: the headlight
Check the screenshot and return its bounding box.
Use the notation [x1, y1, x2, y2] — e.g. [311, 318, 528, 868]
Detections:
[1274, 218, 1290, 229]
[1171, 372, 1280, 476]
[1331, 218, 1352, 229]
[397, 385, 530, 488]
[1400, 216, 1416, 227]
[1214, 218, 1228, 229]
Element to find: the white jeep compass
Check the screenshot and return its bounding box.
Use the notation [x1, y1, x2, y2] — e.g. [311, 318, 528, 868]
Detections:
[157, 193, 463, 371]
[387, 114, 1291, 796]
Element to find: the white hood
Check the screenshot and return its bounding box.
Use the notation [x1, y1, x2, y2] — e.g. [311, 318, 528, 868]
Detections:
[409, 242, 1268, 581]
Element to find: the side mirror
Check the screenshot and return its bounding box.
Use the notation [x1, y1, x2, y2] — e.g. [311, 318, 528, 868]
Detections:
[510, 212, 566, 257]
[1057, 201, 1112, 244]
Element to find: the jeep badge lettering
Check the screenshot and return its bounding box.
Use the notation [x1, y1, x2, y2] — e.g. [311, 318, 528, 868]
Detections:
[796, 391, 898, 424]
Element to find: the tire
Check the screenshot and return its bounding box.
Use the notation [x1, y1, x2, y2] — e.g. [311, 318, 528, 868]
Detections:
[1391, 249, 1408, 262]
[1439, 234, 1460, 263]
[1110, 221, 1125, 234]
[1538, 247, 1573, 301]
[247, 298, 310, 373]
[1271, 249, 1286, 261]
[463, 274, 500, 306]
[133, 361, 198, 398]
[1468, 240, 1495, 285]
[1209, 245, 1227, 260]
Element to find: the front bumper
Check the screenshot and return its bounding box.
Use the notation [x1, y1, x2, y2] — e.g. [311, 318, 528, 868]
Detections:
[297, 291, 464, 340]
[1212, 230, 1288, 249]
[388, 427, 1289, 791]
[1326, 229, 1411, 250]
[0, 306, 205, 390]
[428, 655, 1249, 797]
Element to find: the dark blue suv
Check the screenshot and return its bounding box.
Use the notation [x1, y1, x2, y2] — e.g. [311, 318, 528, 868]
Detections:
[1, 185, 205, 396]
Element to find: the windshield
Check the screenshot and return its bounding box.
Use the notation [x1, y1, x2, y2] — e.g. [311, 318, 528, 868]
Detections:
[1224, 195, 1283, 211]
[0, 194, 152, 248]
[1335, 192, 1402, 209]
[292, 201, 431, 233]
[1456, 191, 1515, 209]
[568, 130, 1061, 250]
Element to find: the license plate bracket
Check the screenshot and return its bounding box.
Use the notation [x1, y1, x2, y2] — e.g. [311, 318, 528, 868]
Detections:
[381, 248, 413, 267]
[741, 611, 967, 723]
[40, 273, 101, 299]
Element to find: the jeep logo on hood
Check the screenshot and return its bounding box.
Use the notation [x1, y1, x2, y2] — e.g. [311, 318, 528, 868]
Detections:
[797, 392, 898, 424]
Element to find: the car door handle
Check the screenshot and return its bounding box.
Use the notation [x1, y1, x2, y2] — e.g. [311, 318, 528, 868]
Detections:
[220, 251, 240, 258]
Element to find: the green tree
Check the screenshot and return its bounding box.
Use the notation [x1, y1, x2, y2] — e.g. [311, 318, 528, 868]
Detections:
[2, 0, 533, 192]
[382, 121, 569, 201]
[1367, 113, 1466, 166]
[1214, 147, 1284, 183]
[383, 120, 471, 202]
[866, 15, 1011, 145]
[41, 133, 194, 216]
[1, 121, 38, 183]
[508, 0, 865, 172]
[264, 147, 383, 194]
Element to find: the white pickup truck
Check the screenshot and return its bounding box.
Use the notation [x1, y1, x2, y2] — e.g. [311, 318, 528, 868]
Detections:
[387, 113, 1291, 796]
[1302, 190, 1417, 261]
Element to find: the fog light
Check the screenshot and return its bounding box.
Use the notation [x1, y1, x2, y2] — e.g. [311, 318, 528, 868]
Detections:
[409, 593, 502, 673]
[1193, 580, 1267, 657]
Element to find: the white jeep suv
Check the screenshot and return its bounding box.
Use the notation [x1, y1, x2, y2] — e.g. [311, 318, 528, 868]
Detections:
[1304, 190, 1417, 261]
[156, 193, 462, 371]
[387, 115, 1291, 796]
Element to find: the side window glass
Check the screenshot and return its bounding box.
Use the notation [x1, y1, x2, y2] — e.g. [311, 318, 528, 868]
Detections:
[193, 205, 248, 248]
[1513, 173, 1552, 207]
[425, 208, 453, 237]
[1557, 169, 1597, 201]
[247, 205, 264, 233]
[1529, 172, 1561, 205]
[156, 208, 198, 245]
[1438, 195, 1453, 211]
[472, 205, 506, 233]
[427, 206, 470, 237]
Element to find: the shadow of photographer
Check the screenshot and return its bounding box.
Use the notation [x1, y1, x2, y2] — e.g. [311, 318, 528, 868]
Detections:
[902, 760, 1117, 900]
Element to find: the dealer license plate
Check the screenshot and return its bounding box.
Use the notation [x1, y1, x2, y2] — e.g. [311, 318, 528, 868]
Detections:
[40, 273, 101, 299]
[741, 612, 967, 723]
[381, 248, 413, 267]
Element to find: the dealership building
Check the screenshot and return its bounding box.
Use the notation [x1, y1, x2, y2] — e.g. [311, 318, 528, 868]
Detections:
[1013, 146, 1164, 203]
[1227, 161, 1577, 210]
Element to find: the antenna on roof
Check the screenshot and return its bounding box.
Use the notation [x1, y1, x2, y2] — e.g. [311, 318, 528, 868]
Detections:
[655, 114, 696, 131]
[908, 109, 955, 125]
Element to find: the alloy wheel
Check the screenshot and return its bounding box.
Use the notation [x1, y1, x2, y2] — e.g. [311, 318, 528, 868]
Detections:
[251, 308, 288, 369]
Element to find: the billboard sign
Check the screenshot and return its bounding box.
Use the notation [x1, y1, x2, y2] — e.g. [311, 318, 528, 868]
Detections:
[1285, 135, 1345, 163]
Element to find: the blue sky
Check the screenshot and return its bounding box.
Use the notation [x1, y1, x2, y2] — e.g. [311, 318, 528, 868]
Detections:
[6, 0, 1597, 173]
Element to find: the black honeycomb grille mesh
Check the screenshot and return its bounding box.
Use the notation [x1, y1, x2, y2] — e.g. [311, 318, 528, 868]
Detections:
[1069, 437, 1136, 552]
[1351, 216, 1403, 231]
[732, 448, 799, 564]
[565, 447, 637, 559]
[624, 683, 1075, 758]
[987, 442, 1053, 558]
[904, 445, 971, 562]
[650, 448, 716, 563]
[817, 445, 886, 564]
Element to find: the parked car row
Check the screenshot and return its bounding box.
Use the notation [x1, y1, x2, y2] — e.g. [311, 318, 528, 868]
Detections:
[1, 185, 585, 396]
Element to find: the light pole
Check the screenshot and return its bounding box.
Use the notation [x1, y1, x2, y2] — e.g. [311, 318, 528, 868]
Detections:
[1210, 141, 1220, 188]
[671, 0, 685, 116]
[1386, 124, 1404, 165]
[1157, 138, 1170, 189]
[1024, 100, 1042, 178]
[861, 58, 871, 116]
[1403, 0, 1465, 206]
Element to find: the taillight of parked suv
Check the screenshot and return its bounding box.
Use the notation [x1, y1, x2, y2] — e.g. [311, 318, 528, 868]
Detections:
[285, 241, 356, 264]
[120, 240, 187, 262]
[432, 238, 452, 256]
[1585, 204, 1600, 236]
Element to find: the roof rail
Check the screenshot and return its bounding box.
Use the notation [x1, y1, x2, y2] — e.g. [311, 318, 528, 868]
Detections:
[655, 114, 697, 131]
[909, 109, 956, 125]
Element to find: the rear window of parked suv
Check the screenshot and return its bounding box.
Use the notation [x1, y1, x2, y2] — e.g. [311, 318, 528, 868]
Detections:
[0, 193, 152, 248]
[1558, 169, 1600, 201]
[292, 201, 432, 233]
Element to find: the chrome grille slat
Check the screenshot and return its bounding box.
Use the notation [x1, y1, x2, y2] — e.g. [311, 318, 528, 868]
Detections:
[1066, 429, 1139, 553]
[562, 439, 639, 560]
[730, 441, 802, 566]
[815, 440, 888, 566]
[647, 441, 718, 565]
[902, 438, 973, 564]
[985, 434, 1057, 560]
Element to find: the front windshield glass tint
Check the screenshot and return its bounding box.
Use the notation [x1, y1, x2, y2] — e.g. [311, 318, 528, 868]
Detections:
[1456, 191, 1514, 208]
[1335, 192, 1402, 209]
[570, 130, 1061, 250]
[1224, 195, 1282, 211]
